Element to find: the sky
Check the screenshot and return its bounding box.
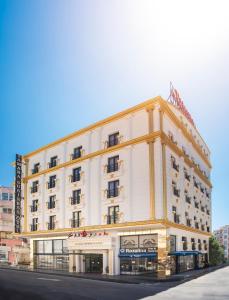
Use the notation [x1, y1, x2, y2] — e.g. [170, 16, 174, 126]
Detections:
[0, 0, 228, 230]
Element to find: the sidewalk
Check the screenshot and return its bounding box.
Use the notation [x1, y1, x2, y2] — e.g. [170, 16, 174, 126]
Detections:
[0, 263, 228, 285]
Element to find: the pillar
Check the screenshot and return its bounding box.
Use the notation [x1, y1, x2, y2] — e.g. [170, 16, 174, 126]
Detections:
[108, 250, 114, 275]
[103, 250, 108, 274]
[157, 229, 171, 278]
[75, 251, 81, 272]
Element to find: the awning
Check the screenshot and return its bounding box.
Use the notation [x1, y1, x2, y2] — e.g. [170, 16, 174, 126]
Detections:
[119, 252, 157, 258]
[169, 251, 201, 256]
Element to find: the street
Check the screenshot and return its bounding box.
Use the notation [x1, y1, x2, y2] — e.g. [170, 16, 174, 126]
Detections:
[143, 266, 229, 300]
[0, 267, 228, 300]
[0, 268, 177, 300]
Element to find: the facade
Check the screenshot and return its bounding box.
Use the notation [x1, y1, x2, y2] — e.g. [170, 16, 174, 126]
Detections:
[0, 186, 29, 264]
[214, 225, 229, 260]
[15, 96, 212, 276]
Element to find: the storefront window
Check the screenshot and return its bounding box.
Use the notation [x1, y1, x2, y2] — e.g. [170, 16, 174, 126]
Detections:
[53, 240, 63, 254]
[44, 240, 52, 254]
[139, 234, 157, 248]
[120, 236, 138, 249]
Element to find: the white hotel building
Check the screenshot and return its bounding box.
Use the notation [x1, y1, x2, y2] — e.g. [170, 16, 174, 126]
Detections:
[15, 96, 212, 276]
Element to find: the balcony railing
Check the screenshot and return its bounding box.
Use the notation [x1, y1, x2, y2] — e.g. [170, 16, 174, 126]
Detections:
[185, 196, 191, 204]
[32, 167, 39, 174]
[107, 163, 119, 173]
[31, 186, 38, 193]
[31, 205, 38, 212]
[174, 214, 180, 224]
[70, 197, 80, 205]
[107, 214, 119, 224]
[47, 181, 56, 189]
[108, 137, 119, 148]
[48, 222, 55, 230]
[70, 174, 81, 183]
[195, 202, 199, 209]
[107, 188, 119, 198]
[173, 188, 180, 197]
[48, 161, 57, 168]
[47, 201, 55, 209]
[184, 173, 191, 181]
[172, 162, 179, 172]
[186, 219, 192, 227]
[30, 224, 38, 231]
[71, 219, 81, 228]
[71, 150, 82, 160]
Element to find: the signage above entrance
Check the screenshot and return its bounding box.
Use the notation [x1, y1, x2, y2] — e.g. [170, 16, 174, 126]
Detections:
[68, 230, 109, 238]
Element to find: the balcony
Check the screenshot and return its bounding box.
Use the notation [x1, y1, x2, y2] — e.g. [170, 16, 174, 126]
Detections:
[32, 167, 39, 174]
[48, 161, 57, 168]
[31, 186, 38, 194]
[71, 219, 81, 228]
[107, 188, 119, 198]
[172, 161, 179, 172]
[186, 219, 192, 227]
[195, 202, 199, 209]
[184, 173, 191, 182]
[47, 222, 55, 230]
[185, 195, 191, 204]
[70, 174, 81, 183]
[47, 201, 55, 209]
[47, 181, 56, 189]
[71, 149, 82, 160]
[107, 163, 119, 173]
[174, 214, 180, 224]
[30, 224, 38, 231]
[31, 205, 38, 212]
[108, 137, 119, 148]
[107, 214, 119, 224]
[70, 197, 80, 205]
[173, 187, 180, 197]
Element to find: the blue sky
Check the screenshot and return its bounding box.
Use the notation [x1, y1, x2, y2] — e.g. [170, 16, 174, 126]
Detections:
[0, 0, 228, 230]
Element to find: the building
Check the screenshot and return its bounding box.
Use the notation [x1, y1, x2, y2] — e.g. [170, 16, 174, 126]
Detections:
[14, 96, 212, 276]
[214, 225, 229, 260]
[0, 186, 29, 264]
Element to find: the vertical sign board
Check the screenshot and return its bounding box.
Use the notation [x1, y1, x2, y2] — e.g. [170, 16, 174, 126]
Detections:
[15, 154, 22, 233]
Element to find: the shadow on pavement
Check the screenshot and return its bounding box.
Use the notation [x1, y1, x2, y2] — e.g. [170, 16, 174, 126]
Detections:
[0, 287, 45, 300]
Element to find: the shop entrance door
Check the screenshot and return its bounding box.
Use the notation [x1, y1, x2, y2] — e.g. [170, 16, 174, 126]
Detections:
[85, 254, 103, 273]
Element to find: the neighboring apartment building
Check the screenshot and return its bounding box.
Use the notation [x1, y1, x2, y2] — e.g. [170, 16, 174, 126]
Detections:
[0, 186, 29, 264]
[14, 96, 212, 276]
[214, 225, 229, 260]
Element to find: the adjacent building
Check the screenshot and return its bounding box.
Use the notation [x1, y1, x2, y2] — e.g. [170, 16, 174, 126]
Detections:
[14, 96, 212, 276]
[0, 186, 29, 264]
[214, 225, 229, 260]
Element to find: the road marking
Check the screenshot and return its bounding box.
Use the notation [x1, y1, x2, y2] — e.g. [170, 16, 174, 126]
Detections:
[37, 277, 61, 282]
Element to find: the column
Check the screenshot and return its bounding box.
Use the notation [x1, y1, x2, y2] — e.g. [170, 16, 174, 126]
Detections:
[157, 229, 170, 278]
[103, 250, 108, 274]
[75, 251, 81, 272]
[108, 249, 114, 275]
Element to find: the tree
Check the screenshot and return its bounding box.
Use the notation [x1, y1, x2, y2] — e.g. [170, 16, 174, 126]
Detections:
[209, 236, 225, 266]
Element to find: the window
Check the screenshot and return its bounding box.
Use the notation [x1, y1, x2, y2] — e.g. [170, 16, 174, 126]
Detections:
[172, 206, 180, 224]
[48, 216, 56, 230]
[47, 195, 56, 209]
[191, 238, 196, 250]
[72, 211, 81, 228]
[31, 218, 38, 231]
[71, 190, 81, 205]
[170, 235, 176, 252]
[31, 199, 38, 212]
[49, 156, 58, 168]
[53, 240, 63, 253]
[107, 180, 119, 198]
[72, 167, 81, 182]
[31, 181, 39, 193]
[108, 132, 119, 147]
[182, 237, 188, 250]
[172, 181, 180, 197]
[72, 146, 82, 160]
[32, 163, 40, 174]
[48, 175, 56, 189]
[3, 208, 12, 214]
[1, 193, 8, 200]
[107, 156, 119, 173]
[171, 156, 179, 172]
[184, 168, 191, 181]
[107, 206, 119, 224]
[9, 194, 13, 201]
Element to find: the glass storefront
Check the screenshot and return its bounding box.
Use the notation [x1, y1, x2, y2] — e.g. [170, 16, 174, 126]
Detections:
[178, 255, 195, 273]
[119, 234, 158, 275]
[34, 239, 69, 271]
[85, 254, 103, 273]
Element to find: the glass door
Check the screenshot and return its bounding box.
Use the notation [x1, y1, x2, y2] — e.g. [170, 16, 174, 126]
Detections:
[85, 254, 103, 273]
